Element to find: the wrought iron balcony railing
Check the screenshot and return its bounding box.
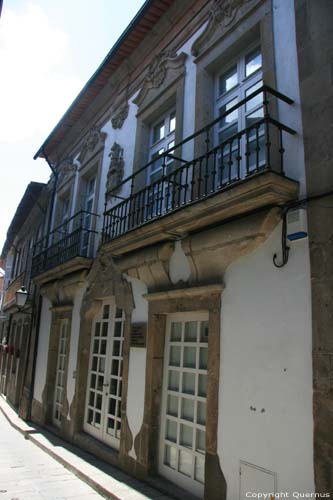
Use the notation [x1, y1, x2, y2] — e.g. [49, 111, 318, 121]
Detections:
[102, 85, 296, 245]
[31, 210, 99, 278]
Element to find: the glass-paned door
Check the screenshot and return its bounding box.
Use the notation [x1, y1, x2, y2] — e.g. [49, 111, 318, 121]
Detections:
[53, 320, 68, 426]
[146, 110, 177, 217]
[215, 46, 263, 185]
[159, 312, 209, 498]
[84, 301, 125, 449]
[81, 177, 96, 257]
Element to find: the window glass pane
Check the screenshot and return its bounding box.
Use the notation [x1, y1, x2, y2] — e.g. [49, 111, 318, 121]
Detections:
[116, 308, 123, 318]
[246, 80, 263, 112]
[196, 429, 205, 452]
[114, 322, 122, 337]
[153, 121, 165, 143]
[195, 455, 205, 483]
[199, 347, 208, 370]
[180, 424, 193, 448]
[246, 107, 264, 128]
[168, 370, 180, 391]
[170, 346, 181, 366]
[169, 112, 176, 132]
[200, 321, 208, 343]
[182, 372, 195, 395]
[166, 419, 177, 443]
[245, 48, 262, 77]
[99, 357, 105, 373]
[184, 321, 197, 342]
[218, 123, 238, 144]
[181, 398, 194, 422]
[219, 65, 238, 95]
[219, 98, 238, 128]
[170, 322, 182, 342]
[101, 323, 108, 337]
[164, 445, 177, 469]
[198, 374, 207, 397]
[102, 304, 109, 319]
[179, 450, 192, 477]
[183, 347, 196, 368]
[167, 395, 179, 417]
[197, 401, 206, 425]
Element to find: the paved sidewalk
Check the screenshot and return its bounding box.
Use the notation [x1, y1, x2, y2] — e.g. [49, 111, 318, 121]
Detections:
[0, 397, 174, 500]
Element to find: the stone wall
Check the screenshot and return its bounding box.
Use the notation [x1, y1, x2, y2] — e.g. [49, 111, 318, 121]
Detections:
[295, 0, 333, 494]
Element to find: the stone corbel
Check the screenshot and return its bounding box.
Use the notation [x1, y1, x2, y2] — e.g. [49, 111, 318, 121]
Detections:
[133, 51, 187, 108]
[191, 0, 252, 57]
[40, 270, 88, 307]
[181, 208, 280, 284]
[113, 208, 280, 292]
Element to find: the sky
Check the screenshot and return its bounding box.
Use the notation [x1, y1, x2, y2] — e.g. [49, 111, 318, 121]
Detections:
[0, 0, 146, 252]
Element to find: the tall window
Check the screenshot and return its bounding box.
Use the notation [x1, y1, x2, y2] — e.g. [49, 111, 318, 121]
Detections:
[80, 176, 96, 256]
[159, 313, 208, 498]
[84, 301, 125, 449]
[146, 110, 176, 215]
[215, 46, 263, 181]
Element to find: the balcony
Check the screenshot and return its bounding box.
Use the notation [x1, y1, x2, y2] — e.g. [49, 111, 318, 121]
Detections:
[102, 86, 299, 256]
[2, 272, 26, 311]
[31, 210, 99, 282]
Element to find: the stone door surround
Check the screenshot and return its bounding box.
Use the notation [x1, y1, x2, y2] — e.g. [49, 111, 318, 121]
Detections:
[134, 284, 227, 500]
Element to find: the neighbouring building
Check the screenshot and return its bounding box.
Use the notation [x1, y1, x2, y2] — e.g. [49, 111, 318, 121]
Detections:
[1, 1, 332, 499]
[0, 182, 48, 413]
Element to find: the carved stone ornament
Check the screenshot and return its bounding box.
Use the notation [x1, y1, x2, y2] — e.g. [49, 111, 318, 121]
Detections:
[111, 102, 129, 129]
[78, 126, 106, 164]
[133, 50, 187, 108]
[105, 142, 125, 199]
[57, 157, 76, 186]
[191, 0, 251, 56]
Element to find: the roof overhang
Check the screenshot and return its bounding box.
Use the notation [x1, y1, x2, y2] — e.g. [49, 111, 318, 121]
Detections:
[1, 182, 46, 259]
[34, 0, 175, 161]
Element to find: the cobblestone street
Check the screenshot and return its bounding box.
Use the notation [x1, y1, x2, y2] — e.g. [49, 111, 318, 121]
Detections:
[0, 411, 105, 500]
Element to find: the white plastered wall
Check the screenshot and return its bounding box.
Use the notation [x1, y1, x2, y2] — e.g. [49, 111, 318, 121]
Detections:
[217, 2, 314, 495]
[66, 284, 87, 418]
[33, 296, 52, 402]
[125, 276, 148, 459]
[218, 224, 314, 497]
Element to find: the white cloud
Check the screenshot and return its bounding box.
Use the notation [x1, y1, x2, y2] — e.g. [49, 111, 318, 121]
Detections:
[0, 3, 83, 143]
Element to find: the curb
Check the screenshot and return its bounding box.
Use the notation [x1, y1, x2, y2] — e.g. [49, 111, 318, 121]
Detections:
[0, 398, 117, 500]
[0, 397, 174, 500]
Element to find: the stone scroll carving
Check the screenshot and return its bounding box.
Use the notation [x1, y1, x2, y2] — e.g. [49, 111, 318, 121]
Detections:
[191, 0, 251, 56]
[57, 157, 76, 187]
[78, 126, 106, 164]
[111, 102, 129, 130]
[133, 50, 187, 108]
[105, 142, 125, 199]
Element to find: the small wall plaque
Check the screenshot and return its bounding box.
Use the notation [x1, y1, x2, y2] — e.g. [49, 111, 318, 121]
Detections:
[130, 323, 147, 348]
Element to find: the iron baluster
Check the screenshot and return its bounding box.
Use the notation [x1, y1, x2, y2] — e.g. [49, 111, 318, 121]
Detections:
[263, 89, 271, 169]
[279, 127, 285, 175]
[228, 140, 233, 183]
[236, 135, 241, 180]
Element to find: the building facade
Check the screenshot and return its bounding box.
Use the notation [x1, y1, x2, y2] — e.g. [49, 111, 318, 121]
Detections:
[2, 1, 332, 499]
[0, 182, 47, 415]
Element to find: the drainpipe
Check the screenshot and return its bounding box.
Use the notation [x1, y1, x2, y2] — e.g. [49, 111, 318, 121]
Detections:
[42, 148, 58, 247]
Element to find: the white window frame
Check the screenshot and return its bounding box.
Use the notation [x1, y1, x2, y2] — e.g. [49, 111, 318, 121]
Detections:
[214, 44, 264, 180]
[84, 299, 125, 450]
[53, 319, 69, 427]
[159, 311, 209, 498]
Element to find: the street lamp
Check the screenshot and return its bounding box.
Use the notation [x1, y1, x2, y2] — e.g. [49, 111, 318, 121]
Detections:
[15, 286, 29, 308]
